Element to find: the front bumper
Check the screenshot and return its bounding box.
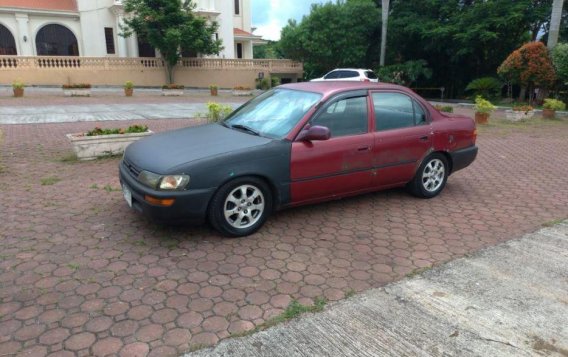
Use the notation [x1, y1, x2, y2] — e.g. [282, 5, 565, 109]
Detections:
[449, 145, 478, 174]
[118, 162, 215, 224]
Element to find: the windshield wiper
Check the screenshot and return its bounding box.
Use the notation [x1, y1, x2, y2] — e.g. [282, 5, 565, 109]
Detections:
[230, 124, 260, 136]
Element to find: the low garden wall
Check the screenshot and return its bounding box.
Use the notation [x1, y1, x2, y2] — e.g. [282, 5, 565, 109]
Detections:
[0, 56, 303, 88]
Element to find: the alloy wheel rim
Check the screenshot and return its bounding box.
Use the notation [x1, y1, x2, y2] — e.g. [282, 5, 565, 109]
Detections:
[422, 159, 445, 193]
[224, 185, 265, 229]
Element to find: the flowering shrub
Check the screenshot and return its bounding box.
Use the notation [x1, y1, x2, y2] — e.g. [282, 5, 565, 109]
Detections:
[512, 105, 534, 113]
[86, 125, 148, 137]
[497, 42, 556, 89]
[62, 84, 91, 89]
[162, 84, 184, 90]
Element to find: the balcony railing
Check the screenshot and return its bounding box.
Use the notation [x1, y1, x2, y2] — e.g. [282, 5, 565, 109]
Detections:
[0, 56, 304, 73]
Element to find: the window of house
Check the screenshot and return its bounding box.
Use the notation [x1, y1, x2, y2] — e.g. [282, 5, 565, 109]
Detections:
[36, 24, 79, 56]
[237, 43, 243, 59]
[138, 38, 156, 57]
[0, 24, 17, 55]
[373, 92, 427, 131]
[311, 96, 369, 137]
[234, 0, 240, 15]
[104, 27, 115, 54]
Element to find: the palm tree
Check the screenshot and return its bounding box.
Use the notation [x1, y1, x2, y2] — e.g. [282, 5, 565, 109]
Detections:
[380, 0, 390, 66]
[548, 0, 565, 49]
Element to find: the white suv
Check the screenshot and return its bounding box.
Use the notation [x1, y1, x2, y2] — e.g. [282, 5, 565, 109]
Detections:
[311, 68, 379, 82]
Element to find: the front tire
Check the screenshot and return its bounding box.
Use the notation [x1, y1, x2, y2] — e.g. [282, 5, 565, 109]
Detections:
[408, 153, 449, 198]
[208, 177, 272, 237]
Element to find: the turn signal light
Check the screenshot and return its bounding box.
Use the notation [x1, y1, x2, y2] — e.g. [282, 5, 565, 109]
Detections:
[144, 195, 175, 207]
[473, 129, 478, 144]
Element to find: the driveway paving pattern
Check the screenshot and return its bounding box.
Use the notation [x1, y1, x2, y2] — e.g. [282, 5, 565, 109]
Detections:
[0, 117, 567, 356]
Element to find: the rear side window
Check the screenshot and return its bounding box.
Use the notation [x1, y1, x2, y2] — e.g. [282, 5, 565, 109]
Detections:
[339, 70, 359, 78]
[324, 71, 340, 79]
[365, 71, 378, 80]
[312, 96, 368, 137]
[373, 92, 416, 131]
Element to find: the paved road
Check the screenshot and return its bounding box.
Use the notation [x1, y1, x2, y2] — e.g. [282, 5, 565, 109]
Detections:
[0, 103, 243, 125]
[1, 118, 567, 356]
[190, 221, 568, 357]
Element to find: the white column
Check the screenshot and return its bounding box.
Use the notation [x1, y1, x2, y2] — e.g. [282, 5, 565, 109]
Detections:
[126, 33, 138, 58]
[116, 15, 128, 57]
[15, 13, 33, 56]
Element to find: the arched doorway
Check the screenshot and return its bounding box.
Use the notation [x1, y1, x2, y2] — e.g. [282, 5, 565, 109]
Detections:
[0, 24, 17, 55]
[36, 24, 79, 56]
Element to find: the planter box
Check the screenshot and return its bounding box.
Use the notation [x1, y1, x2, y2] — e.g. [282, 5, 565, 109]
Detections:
[64, 89, 91, 97]
[505, 110, 535, 122]
[232, 90, 253, 97]
[162, 89, 184, 96]
[66, 131, 153, 161]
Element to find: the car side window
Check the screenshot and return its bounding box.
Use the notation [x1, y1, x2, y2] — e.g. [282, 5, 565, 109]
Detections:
[414, 101, 427, 125]
[312, 96, 368, 137]
[324, 71, 340, 80]
[340, 70, 359, 79]
[372, 92, 417, 131]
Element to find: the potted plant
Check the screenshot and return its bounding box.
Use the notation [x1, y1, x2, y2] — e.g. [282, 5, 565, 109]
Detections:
[124, 81, 134, 97]
[162, 84, 184, 96]
[473, 96, 496, 124]
[12, 80, 24, 97]
[62, 84, 92, 97]
[434, 104, 454, 113]
[209, 84, 218, 96]
[542, 98, 566, 119]
[66, 125, 153, 160]
[206, 102, 233, 123]
[232, 86, 253, 96]
[505, 105, 534, 121]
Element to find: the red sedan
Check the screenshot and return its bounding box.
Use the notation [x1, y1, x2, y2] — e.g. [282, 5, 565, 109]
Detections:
[120, 82, 477, 236]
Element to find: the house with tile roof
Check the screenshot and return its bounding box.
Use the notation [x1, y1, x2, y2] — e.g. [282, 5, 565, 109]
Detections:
[0, 0, 265, 59]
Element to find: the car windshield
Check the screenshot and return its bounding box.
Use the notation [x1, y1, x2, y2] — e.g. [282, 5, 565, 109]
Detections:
[224, 89, 322, 139]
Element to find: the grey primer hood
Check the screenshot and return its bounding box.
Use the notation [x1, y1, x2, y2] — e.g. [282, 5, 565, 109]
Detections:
[125, 124, 273, 174]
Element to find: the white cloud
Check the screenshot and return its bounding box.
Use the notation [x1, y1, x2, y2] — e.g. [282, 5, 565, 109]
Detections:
[252, 0, 326, 41]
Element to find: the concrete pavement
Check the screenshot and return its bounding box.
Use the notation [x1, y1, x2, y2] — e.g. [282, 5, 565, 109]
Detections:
[0, 102, 243, 125]
[189, 221, 568, 357]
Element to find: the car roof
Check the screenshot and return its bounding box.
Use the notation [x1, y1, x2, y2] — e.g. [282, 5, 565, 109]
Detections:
[330, 68, 374, 71]
[279, 81, 414, 98]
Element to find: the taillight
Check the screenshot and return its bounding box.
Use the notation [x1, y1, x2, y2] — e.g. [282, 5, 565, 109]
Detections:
[362, 78, 370, 82]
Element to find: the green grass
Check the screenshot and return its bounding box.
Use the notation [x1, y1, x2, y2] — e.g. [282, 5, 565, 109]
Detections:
[478, 117, 568, 135]
[41, 176, 61, 186]
[133, 240, 147, 247]
[405, 266, 433, 279]
[58, 153, 79, 163]
[344, 289, 356, 298]
[90, 184, 99, 189]
[229, 297, 327, 339]
[67, 263, 80, 271]
[542, 218, 567, 227]
[103, 184, 121, 192]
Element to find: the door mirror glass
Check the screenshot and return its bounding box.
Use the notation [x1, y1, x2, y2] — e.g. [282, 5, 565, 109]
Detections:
[296, 125, 331, 142]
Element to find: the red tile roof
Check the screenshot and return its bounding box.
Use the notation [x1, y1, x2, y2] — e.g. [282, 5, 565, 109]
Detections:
[0, 0, 77, 11]
[234, 28, 257, 37]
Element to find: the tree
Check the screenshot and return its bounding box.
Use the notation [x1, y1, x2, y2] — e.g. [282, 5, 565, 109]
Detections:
[380, 0, 390, 66]
[498, 42, 557, 102]
[121, 0, 223, 84]
[279, 0, 380, 78]
[548, 0, 565, 49]
[551, 43, 568, 83]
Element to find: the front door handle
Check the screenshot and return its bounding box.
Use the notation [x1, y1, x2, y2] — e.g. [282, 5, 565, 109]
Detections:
[357, 146, 371, 152]
[419, 136, 429, 142]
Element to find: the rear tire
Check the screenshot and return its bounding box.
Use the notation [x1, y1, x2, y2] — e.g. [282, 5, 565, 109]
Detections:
[208, 177, 272, 237]
[407, 153, 449, 198]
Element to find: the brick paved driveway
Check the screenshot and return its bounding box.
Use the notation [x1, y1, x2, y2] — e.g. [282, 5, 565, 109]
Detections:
[1, 116, 567, 356]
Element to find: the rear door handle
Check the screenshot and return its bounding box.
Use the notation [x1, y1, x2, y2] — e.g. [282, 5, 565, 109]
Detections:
[357, 146, 371, 152]
[419, 136, 429, 142]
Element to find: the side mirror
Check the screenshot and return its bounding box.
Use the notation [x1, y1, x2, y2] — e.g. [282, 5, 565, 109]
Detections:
[296, 125, 331, 142]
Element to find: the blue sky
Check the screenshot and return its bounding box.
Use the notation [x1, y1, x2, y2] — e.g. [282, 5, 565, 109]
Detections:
[251, 0, 328, 41]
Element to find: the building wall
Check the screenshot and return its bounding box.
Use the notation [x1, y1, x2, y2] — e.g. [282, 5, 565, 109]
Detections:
[1, 0, 256, 59]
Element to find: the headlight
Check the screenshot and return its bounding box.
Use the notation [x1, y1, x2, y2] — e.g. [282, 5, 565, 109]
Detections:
[159, 175, 190, 190]
[138, 171, 190, 190]
[138, 171, 162, 189]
